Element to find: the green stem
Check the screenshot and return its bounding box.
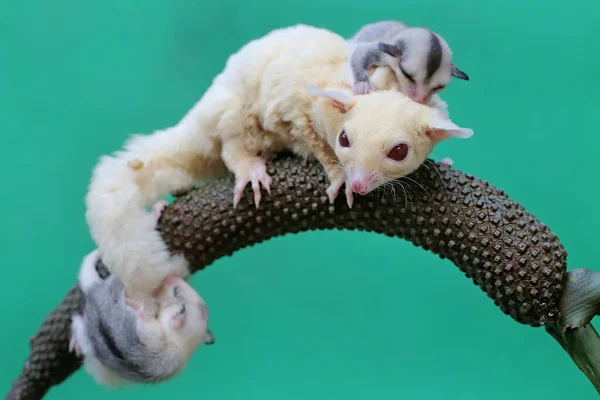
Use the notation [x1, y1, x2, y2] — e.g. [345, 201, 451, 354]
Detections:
[545, 269, 600, 395]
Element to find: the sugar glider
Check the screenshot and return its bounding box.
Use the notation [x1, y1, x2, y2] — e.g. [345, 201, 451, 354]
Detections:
[347, 20, 469, 103]
[69, 203, 214, 387]
[85, 24, 473, 304]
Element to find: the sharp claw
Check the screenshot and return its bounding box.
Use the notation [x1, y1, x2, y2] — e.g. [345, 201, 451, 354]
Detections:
[326, 175, 345, 204]
[326, 187, 337, 204]
[233, 162, 272, 208]
[233, 180, 247, 208]
[345, 183, 354, 208]
[261, 176, 272, 194]
[253, 183, 262, 208]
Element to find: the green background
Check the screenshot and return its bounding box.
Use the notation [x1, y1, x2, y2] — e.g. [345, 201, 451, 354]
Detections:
[1, 0, 599, 398]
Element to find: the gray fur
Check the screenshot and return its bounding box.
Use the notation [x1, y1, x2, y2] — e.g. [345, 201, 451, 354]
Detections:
[349, 20, 408, 43]
[347, 20, 469, 96]
[82, 273, 184, 383]
[348, 21, 408, 85]
[350, 43, 383, 82]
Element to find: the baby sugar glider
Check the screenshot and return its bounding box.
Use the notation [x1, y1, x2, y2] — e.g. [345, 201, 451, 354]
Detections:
[69, 205, 214, 387]
[347, 20, 469, 103]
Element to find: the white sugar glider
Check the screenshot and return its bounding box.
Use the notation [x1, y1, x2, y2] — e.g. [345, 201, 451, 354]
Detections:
[347, 20, 469, 103]
[69, 202, 214, 388]
[85, 24, 474, 304]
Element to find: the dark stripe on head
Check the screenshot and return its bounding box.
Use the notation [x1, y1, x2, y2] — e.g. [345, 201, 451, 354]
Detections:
[426, 32, 443, 82]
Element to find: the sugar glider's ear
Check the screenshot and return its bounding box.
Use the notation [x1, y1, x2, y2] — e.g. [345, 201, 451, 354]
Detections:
[306, 85, 355, 114]
[204, 329, 215, 345]
[451, 64, 469, 81]
[426, 117, 473, 144]
[378, 42, 403, 58]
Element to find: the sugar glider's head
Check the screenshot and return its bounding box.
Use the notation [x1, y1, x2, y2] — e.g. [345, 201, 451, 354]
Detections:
[377, 27, 469, 104]
[154, 273, 213, 352]
[307, 86, 473, 196]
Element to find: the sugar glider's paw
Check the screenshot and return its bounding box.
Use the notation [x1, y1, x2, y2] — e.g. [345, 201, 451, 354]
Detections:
[233, 160, 272, 209]
[326, 172, 354, 208]
[69, 314, 84, 357]
[353, 81, 377, 95]
[151, 200, 169, 223]
[125, 298, 154, 322]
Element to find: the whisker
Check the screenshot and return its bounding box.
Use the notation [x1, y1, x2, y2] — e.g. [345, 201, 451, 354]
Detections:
[388, 181, 398, 206]
[424, 159, 447, 193]
[397, 181, 409, 209]
[382, 181, 397, 206]
[401, 176, 432, 200]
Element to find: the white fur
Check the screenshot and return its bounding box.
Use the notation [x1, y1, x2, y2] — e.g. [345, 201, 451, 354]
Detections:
[85, 24, 473, 301]
[77, 249, 102, 292]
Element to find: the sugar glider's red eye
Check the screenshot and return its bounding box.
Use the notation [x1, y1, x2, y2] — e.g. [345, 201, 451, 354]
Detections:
[338, 130, 350, 147]
[387, 143, 409, 161]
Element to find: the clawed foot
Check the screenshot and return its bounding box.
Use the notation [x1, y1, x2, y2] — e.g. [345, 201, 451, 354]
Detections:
[233, 160, 272, 208]
[151, 200, 169, 222]
[326, 174, 354, 208]
[125, 298, 153, 321]
[353, 81, 377, 95]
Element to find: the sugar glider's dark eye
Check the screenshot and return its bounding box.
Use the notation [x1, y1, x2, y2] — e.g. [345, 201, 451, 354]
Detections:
[399, 65, 415, 83]
[338, 130, 350, 147]
[173, 286, 180, 297]
[180, 304, 186, 314]
[387, 143, 409, 161]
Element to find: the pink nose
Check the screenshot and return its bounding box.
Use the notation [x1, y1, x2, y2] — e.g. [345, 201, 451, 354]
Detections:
[410, 93, 427, 104]
[351, 181, 368, 195]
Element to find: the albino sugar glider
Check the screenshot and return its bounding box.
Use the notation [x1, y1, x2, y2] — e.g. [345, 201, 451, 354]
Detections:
[85, 24, 473, 305]
[348, 20, 469, 103]
[69, 202, 214, 387]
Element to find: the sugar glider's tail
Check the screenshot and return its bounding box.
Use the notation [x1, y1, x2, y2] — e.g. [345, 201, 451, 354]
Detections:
[84, 91, 233, 299]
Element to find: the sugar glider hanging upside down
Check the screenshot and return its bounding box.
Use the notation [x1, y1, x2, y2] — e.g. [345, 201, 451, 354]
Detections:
[69, 203, 214, 387]
[347, 20, 469, 103]
[85, 24, 474, 304]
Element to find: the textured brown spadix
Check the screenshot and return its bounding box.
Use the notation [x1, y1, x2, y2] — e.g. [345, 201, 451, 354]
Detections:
[6, 154, 568, 400]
